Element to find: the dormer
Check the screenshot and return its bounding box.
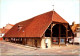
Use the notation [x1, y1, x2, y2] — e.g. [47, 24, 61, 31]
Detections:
[18, 25, 23, 31]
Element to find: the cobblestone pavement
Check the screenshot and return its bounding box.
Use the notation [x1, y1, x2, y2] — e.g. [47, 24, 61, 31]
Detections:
[0, 41, 80, 55]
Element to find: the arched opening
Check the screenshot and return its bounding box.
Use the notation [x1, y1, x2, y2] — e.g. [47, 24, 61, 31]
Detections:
[45, 24, 66, 45]
[45, 25, 51, 37]
[52, 24, 66, 44]
[45, 24, 66, 37]
[52, 24, 66, 37]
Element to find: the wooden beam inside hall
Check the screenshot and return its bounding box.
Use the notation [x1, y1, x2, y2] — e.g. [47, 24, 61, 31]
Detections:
[65, 25, 68, 45]
[59, 24, 61, 46]
[51, 23, 53, 45]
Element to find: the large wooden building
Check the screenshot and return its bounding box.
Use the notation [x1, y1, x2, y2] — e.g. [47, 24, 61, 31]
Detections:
[3, 11, 74, 48]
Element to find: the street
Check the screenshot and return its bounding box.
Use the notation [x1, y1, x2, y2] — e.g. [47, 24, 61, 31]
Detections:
[0, 41, 80, 55]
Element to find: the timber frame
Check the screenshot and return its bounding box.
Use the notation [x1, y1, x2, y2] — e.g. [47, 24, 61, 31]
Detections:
[44, 22, 74, 46]
[3, 21, 74, 47]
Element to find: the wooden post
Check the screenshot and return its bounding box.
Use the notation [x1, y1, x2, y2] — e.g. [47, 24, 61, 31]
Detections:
[14, 38, 15, 43]
[8, 38, 9, 42]
[59, 24, 61, 46]
[17, 38, 18, 43]
[26, 38, 27, 45]
[13, 38, 14, 42]
[51, 23, 53, 45]
[15, 38, 16, 43]
[21, 38, 22, 44]
[32, 38, 33, 46]
[16, 38, 17, 43]
[5, 38, 6, 41]
[19, 38, 20, 44]
[24, 38, 26, 45]
[8, 38, 10, 42]
[10, 38, 11, 42]
[65, 25, 68, 46]
[22, 38, 26, 45]
[5, 38, 7, 41]
[11, 38, 12, 42]
[22, 38, 24, 45]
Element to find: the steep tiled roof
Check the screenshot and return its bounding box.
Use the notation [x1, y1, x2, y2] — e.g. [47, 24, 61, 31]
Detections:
[4, 24, 14, 29]
[0, 28, 2, 33]
[0, 28, 9, 34]
[4, 11, 68, 37]
[9, 24, 14, 26]
[53, 11, 68, 23]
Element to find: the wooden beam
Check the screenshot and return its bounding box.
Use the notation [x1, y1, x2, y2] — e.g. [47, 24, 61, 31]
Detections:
[65, 25, 68, 45]
[11, 38, 12, 42]
[14, 38, 15, 43]
[19, 38, 21, 43]
[10, 38, 11, 42]
[12, 38, 13, 42]
[22, 38, 24, 45]
[24, 38, 26, 45]
[21, 38, 22, 44]
[26, 38, 27, 45]
[59, 24, 61, 46]
[51, 23, 53, 45]
[15, 38, 16, 43]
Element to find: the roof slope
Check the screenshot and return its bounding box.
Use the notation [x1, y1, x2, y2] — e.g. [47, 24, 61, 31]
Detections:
[53, 11, 68, 23]
[4, 11, 68, 37]
[4, 24, 14, 29]
[0, 28, 9, 34]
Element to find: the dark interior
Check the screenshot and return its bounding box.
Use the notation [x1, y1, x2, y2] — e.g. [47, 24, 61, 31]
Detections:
[45, 24, 66, 37]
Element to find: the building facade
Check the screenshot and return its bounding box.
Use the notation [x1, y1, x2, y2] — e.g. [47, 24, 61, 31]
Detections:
[0, 24, 14, 41]
[71, 22, 80, 44]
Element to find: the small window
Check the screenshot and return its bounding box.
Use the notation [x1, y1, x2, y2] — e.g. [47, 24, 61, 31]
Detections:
[18, 25, 23, 31]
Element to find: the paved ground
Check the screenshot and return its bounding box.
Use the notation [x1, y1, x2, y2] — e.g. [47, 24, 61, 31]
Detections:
[0, 41, 80, 56]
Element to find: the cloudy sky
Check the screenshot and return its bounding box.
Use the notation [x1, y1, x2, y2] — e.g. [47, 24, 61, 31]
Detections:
[0, 0, 79, 28]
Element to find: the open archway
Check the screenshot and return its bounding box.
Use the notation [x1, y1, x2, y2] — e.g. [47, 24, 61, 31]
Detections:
[45, 24, 66, 37]
[45, 24, 67, 45]
[52, 24, 66, 44]
[52, 24, 66, 37]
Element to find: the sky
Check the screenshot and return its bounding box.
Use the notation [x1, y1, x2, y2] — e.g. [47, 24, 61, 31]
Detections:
[0, 0, 79, 28]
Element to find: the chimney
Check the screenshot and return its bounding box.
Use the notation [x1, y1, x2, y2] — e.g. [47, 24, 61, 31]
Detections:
[72, 21, 75, 26]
